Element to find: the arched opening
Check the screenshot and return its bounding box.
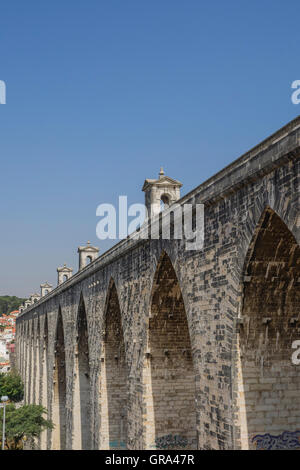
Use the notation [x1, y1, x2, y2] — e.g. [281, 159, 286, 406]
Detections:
[73, 296, 91, 449]
[237, 208, 300, 450]
[41, 315, 49, 450]
[63, 275, 68, 282]
[100, 280, 128, 449]
[52, 308, 67, 450]
[144, 252, 197, 449]
[45, 290, 49, 295]
[160, 194, 170, 212]
[86, 256, 92, 266]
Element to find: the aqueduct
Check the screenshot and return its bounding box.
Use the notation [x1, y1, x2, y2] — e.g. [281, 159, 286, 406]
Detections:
[16, 117, 300, 450]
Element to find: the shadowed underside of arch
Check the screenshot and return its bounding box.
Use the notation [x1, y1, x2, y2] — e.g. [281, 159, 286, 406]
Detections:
[100, 280, 128, 449]
[73, 295, 91, 449]
[52, 309, 67, 450]
[144, 252, 197, 450]
[237, 208, 300, 450]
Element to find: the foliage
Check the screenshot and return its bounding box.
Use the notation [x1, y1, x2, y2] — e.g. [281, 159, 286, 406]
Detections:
[0, 371, 24, 402]
[0, 296, 25, 316]
[0, 404, 53, 450]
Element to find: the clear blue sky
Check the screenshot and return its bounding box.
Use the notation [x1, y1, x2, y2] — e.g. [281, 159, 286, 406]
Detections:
[0, 0, 299, 297]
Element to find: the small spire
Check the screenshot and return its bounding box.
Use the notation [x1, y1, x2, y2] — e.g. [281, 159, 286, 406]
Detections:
[159, 167, 164, 179]
[87, 241, 90, 245]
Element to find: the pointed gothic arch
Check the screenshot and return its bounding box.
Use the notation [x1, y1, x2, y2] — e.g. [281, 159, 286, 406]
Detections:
[143, 251, 197, 450]
[73, 294, 91, 449]
[236, 207, 300, 449]
[52, 307, 67, 450]
[100, 279, 128, 449]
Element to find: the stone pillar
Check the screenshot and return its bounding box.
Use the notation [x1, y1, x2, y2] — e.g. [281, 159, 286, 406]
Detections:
[34, 334, 40, 404]
[40, 336, 48, 449]
[27, 326, 33, 404]
[72, 344, 82, 449]
[25, 333, 30, 404]
[20, 327, 25, 382]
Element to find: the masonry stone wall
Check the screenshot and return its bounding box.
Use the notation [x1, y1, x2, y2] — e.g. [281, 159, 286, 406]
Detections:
[16, 117, 300, 450]
[235, 210, 300, 449]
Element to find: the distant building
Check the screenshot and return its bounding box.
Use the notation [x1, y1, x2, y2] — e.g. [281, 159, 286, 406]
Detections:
[0, 362, 11, 373]
[0, 310, 18, 373]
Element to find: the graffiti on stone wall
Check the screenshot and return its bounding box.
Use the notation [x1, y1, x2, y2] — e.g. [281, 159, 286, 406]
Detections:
[154, 434, 189, 449]
[252, 431, 300, 450]
[109, 440, 126, 449]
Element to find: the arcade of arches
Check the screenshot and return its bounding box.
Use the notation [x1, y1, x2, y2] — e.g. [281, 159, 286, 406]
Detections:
[18, 221, 300, 449]
[14, 118, 300, 449]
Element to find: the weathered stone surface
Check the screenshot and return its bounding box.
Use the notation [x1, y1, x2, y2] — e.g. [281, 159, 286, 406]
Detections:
[16, 117, 300, 450]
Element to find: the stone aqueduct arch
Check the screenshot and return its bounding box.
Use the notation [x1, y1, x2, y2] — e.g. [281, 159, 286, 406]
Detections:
[233, 206, 300, 449]
[99, 278, 128, 450]
[16, 117, 300, 449]
[143, 251, 197, 449]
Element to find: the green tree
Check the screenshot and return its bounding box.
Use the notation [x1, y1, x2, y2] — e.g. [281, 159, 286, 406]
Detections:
[0, 296, 26, 316]
[0, 371, 24, 402]
[0, 404, 53, 450]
